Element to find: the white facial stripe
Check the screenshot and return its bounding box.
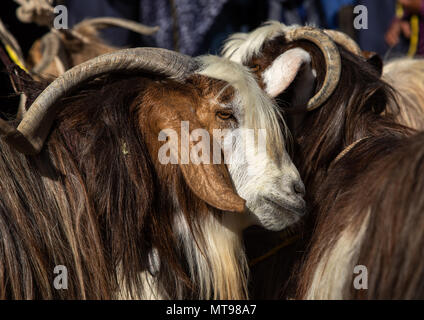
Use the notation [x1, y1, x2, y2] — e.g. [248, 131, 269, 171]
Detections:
[196, 55, 304, 231]
[263, 48, 312, 98]
[224, 118, 305, 231]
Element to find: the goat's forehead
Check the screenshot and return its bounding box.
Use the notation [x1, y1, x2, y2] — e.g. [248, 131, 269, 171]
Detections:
[194, 56, 258, 106]
[192, 75, 236, 104]
[223, 21, 293, 64]
[206, 82, 244, 117]
[209, 79, 236, 104]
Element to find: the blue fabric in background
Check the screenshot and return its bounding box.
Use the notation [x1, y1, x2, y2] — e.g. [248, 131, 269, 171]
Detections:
[65, 0, 402, 59]
[67, 0, 140, 47]
[268, 0, 323, 27]
[320, 0, 355, 28]
[139, 0, 229, 55]
[356, 0, 397, 57]
[67, 0, 230, 55]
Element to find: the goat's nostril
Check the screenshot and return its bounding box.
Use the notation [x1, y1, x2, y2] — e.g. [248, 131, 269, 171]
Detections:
[293, 181, 306, 197]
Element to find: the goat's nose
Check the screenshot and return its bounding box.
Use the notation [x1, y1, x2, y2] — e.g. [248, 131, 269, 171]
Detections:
[292, 181, 306, 197]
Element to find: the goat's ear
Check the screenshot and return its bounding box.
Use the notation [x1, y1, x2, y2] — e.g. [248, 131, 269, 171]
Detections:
[179, 160, 246, 214]
[262, 48, 316, 111]
[153, 107, 246, 214]
[362, 51, 383, 76]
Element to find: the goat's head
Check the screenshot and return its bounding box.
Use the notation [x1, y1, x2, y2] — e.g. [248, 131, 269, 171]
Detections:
[194, 56, 306, 231]
[222, 22, 398, 194]
[0, 48, 305, 232]
[222, 21, 383, 117]
[222, 22, 344, 115]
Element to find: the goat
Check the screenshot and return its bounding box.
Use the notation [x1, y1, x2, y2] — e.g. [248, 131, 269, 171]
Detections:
[12, 0, 158, 78]
[295, 131, 424, 299]
[383, 57, 424, 130]
[223, 21, 423, 299]
[27, 17, 159, 78]
[0, 47, 305, 299]
[1, 13, 157, 120]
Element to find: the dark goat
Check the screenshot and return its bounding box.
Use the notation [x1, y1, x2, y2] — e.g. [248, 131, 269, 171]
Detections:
[296, 132, 424, 299]
[223, 21, 422, 299]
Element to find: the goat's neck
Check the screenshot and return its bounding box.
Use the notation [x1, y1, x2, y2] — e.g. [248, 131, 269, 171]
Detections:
[172, 209, 249, 299]
[116, 206, 250, 300]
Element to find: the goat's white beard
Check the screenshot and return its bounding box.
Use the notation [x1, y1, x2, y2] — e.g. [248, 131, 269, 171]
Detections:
[115, 210, 249, 300]
[174, 211, 249, 300]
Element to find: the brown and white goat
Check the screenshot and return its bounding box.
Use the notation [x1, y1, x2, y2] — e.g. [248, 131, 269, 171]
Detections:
[223, 21, 423, 299]
[1, 15, 158, 118]
[27, 17, 159, 78]
[0, 47, 305, 299]
[12, 1, 157, 78]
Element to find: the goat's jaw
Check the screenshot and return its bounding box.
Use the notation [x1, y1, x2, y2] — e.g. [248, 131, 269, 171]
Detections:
[225, 135, 306, 232]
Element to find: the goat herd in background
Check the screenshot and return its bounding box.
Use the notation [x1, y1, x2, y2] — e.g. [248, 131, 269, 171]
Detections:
[0, 1, 423, 300]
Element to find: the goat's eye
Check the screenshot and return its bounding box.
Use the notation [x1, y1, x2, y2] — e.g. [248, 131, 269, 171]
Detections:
[216, 111, 234, 120]
[250, 65, 260, 72]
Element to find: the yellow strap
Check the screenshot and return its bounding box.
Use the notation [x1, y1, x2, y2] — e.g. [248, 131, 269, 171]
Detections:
[397, 2, 419, 57]
[396, 2, 404, 18]
[408, 15, 419, 57]
[5, 44, 28, 72]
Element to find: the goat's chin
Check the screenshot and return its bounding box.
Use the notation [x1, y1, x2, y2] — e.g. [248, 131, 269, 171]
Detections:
[248, 203, 302, 232]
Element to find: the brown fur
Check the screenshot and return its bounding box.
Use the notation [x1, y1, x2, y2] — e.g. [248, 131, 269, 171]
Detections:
[295, 133, 424, 299]
[27, 25, 117, 79]
[0, 73, 248, 299]
[238, 32, 421, 299]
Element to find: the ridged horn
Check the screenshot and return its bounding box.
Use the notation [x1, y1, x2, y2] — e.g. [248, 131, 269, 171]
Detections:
[75, 17, 159, 36]
[0, 47, 197, 155]
[324, 29, 362, 56]
[285, 26, 341, 111]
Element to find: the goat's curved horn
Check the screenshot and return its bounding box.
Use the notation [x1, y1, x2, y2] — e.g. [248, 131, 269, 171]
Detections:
[285, 26, 341, 111]
[0, 47, 197, 154]
[75, 17, 159, 36]
[324, 29, 362, 56]
[31, 32, 62, 74]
